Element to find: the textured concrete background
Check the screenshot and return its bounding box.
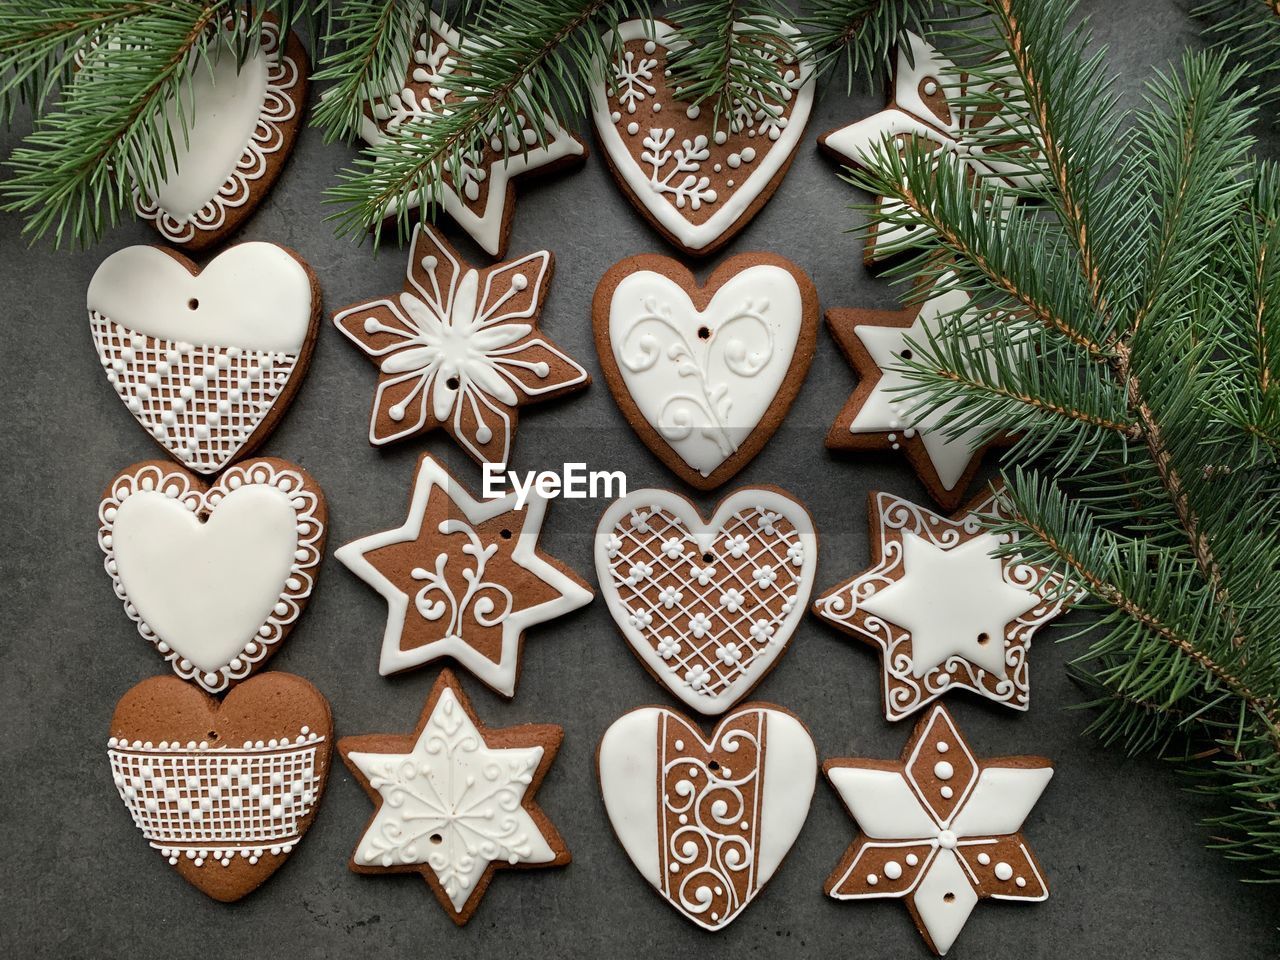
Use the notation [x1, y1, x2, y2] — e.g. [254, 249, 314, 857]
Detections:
[2, 1, 1277, 956]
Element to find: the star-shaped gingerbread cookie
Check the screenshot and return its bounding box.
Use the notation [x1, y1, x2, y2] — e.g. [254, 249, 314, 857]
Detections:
[340, 670, 570, 924]
[335, 453, 593, 696]
[813, 488, 1074, 721]
[825, 276, 1023, 509]
[333, 224, 590, 467]
[825, 706, 1053, 955]
[818, 31, 1043, 264]
[353, 12, 587, 257]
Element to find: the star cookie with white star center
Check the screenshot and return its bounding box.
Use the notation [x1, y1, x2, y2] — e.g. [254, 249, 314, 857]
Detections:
[813, 488, 1074, 721]
[340, 670, 570, 924]
[825, 705, 1053, 955]
[335, 453, 593, 696]
[333, 223, 590, 468]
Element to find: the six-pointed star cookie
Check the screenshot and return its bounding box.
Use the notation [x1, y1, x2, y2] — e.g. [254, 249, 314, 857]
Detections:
[813, 488, 1074, 721]
[351, 12, 587, 257]
[824, 705, 1053, 956]
[335, 453, 593, 696]
[333, 223, 590, 467]
[825, 276, 1024, 509]
[818, 31, 1043, 264]
[340, 670, 570, 924]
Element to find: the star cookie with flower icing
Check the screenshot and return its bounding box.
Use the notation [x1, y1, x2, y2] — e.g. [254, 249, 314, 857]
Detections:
[335, 453, 593, 697]
[352, 12, 586, 257]
[333, 224, 590, 467]
[340, 670, 570, 924]
[825, 705, 1053, 955]
[819, 31, 1043, 264]
[594, 486, 817, 715]
[825, 275, 1023, 510]
[813, 488, 1074, 721]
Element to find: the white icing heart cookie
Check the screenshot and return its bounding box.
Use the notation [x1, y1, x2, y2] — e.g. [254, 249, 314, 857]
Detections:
[88, 242, 319, 475]
[593, 252, 818, 489]
[591, 19, 815, 256]
[598, 704, 817, 931]
[595, 486, 817, 714]
[99, 458, 326, 692]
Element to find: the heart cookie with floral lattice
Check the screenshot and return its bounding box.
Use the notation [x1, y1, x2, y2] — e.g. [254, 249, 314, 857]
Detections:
[595, 487, 816, 714]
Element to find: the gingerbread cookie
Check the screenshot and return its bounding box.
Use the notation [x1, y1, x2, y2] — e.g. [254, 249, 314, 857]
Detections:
[825, 705, 1053, 955]
[340, 669, 570, 924]
[595, 486, 816, 714]
[99, 458, 326, 693]
[333, 223, 589, 467]
[814, 489, 1075, 721]
[335, 453, 592, 697]
[594, 252, 818, 489]
[134, 17, 306, 249]
[819, 32, 1042, 264]
[825, 274, 1025, 509]
[352, 12, 586, 257]
[598, 702, 817, 931]
[591, 19, 814, 256]
[107, 673, 332, 902]
[88, 242, 320, 475]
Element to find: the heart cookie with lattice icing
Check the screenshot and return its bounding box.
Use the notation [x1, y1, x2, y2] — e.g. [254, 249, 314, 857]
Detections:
[595, 486, 816, 714]
[107, 673, 332, 902]
[591, 19, 815, 256]
[598, 703, 817, 930]
[98, 458, 327, 693]
[88, 242, 319, 475]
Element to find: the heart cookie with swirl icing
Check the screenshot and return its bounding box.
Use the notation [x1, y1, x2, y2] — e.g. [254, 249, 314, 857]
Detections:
[593, 252, 818, 489]
[597, 703, 817, 931]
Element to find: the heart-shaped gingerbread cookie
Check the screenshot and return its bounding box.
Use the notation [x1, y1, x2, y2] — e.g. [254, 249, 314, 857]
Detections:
[99, 458, 326, 693]
[108, 673, 332, 902]
[595, 487, 817, 714]
[591, 19, 814, 256]
[88, 242, 319, 475]
[598, 704, 817, 930]
[594, 253, 818, 489]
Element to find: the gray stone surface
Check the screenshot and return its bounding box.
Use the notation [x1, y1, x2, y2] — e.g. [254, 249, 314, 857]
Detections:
[1, 1, 1276, 956]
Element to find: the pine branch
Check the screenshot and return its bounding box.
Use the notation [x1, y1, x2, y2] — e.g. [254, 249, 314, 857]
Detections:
[795, 0, 931, 91]
[1194, 0, 1280, 105]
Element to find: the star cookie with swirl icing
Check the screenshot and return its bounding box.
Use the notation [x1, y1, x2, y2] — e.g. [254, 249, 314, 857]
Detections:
[340, 669, 570, 924]
[812, 488, 1075, 722]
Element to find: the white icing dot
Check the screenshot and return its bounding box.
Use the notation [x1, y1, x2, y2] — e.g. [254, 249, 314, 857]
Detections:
[936, 741, 950, 753]
[652, 102, 661, 113]
[644, 40, 656, 54]
[1016, 877, 1027, 888]
[866, 873, 878, 886]
[741, 147, 756, 162]
[940, 786, 954, 799]
[626, 121, 640, 135]
[686, 105, 700, 120]
[977, 853, 991, 866]
[884, 861, 902, 880]
[906, 853, 919, 866]
[934, 761, 954, 780]
[714, 130, 728, 145]
[995, 862, 1014, 881]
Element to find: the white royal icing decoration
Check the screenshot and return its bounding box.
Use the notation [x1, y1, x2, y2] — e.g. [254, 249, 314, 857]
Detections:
[335, 455, 593, 695]
[134, 19, 300, 243]
[598, 705, 817, 931]
[352, 13, 585, 255]
[591, 20, 814, 252]
[108, 727, 325, 868]
[88, 243, 313, 474]
[595, 487, 816, 715]
[608, 265, 804, 478]
[348, 687, 556, 911]
[99, 461, 324, 693]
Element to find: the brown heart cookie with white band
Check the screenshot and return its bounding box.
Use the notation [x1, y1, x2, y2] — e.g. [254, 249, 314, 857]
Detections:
[595, 486, 817, 715]
[133, 16, 307, 249]
[591, 19, 815, 256]
[98, 458, 326, 693]
[593, 252, 818, 489]
[107, 673, 332, 902]
[88, 241, 320, 475]
[598, 703, 817, 931]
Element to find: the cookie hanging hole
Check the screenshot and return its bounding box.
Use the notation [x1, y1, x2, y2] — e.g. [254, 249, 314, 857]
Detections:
[187, 298, 199, 311]
[500, 528, 512, 540]
[702, 552, 714, 563]
[708, 760, 720, 771]
[900, 349, 914, 361]
[206, 730, 218, 741]
[977, 632, 990, 645]
[697, 325, 711, 341]
[446, 376, 461, 391]
[430, 833, 444, 845]
[943, 892, 956, 903]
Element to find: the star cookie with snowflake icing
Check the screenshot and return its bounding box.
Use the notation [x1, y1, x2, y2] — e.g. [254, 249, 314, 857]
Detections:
[333, 224, 590, 466]
[825, 275, 1025, 510]
[352, 12, 586, 257]
[818, 31, 1043, 264]
[335, 453, 593, 697]
[813, 488, 1074, 721]
[340, 670, 570, 924]
[825, 705, 1053, 955]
